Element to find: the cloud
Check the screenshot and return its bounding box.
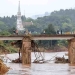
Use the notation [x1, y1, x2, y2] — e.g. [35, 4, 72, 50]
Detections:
[7, 0, 49, 5]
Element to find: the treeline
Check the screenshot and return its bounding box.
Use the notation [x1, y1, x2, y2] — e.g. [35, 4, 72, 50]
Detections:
[36, 9, 75, 33]
[0, 9, 75, 35]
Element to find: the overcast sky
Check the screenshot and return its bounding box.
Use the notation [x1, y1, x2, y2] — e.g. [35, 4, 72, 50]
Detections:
[0, 0, 75, 17]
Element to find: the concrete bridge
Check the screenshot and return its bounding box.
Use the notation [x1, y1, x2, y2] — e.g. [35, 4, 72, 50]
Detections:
[0, 34, 75, 65]
[0, 34, 75, 40]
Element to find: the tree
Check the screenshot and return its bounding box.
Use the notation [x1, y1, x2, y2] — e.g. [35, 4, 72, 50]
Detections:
[0, 31, 11, 36]
[44, 24, 56, 34]
[0, 21, 8, 31]
[40, 24, 57, 48]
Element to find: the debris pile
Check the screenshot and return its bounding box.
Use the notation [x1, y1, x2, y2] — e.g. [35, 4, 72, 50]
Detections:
[12, 58, 22, 63]
[55, 57, 69, 63]
[0, 59, 10, 74]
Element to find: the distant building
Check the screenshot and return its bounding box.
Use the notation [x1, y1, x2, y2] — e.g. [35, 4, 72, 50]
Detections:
[16, 1, 24, 31]
[16, 1, 33, 35]
[23, 21, 33, 27]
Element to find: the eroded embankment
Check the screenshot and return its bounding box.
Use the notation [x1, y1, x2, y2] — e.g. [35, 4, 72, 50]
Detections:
[0, 59, 10, 74]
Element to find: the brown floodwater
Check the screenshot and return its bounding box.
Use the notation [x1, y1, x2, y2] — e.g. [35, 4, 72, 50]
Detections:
[3, 52, 75, 75]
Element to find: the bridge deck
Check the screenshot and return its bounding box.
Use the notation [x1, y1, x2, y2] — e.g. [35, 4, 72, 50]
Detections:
[0, 34, 75, 40]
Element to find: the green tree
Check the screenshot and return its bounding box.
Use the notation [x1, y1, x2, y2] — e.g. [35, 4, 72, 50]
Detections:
[0, 31, 11, 36]
[44, 24, 56, 34]
[40, 24, 57, 48]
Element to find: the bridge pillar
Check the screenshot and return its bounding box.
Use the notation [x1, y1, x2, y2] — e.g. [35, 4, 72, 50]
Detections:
[68, 38, 75, 65]
[21, 36, 31, 65]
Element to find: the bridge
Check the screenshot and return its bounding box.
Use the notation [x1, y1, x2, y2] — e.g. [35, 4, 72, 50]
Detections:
[0, 34, 75, 40]
[0, 34, 75, 65]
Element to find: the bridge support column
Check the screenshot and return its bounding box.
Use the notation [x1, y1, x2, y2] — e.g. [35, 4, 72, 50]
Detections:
[68, 38, 75, 65]
[21, 36, 31, 65]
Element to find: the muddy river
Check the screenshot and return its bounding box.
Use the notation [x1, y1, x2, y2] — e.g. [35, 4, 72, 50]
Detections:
[3, 52, 75, 75]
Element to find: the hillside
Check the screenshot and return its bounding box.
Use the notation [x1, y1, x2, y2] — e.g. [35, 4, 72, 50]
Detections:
[35, 9, 75, 33]
[0, 9, 75, 34]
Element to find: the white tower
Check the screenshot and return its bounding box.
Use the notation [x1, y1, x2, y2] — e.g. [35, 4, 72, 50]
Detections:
[16, 1, 24, 31]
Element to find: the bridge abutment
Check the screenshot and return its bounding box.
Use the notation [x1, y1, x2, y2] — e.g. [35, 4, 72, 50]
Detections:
[21, 36, 31, 65]
[68, 38, 75, 65]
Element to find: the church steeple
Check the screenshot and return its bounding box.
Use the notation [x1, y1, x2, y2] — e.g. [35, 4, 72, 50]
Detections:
[18, 1, 20, 14]
[16, 1, 24, 31]
[18, 1, 21, 15]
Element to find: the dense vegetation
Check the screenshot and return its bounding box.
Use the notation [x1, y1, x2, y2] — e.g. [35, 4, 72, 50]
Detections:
[36, 9, 75, 33]
[0, 9, 75, 34]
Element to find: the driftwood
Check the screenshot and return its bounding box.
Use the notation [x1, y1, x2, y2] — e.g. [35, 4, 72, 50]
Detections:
[55, 57, 69, 63]
[12, 58, 22, 63]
